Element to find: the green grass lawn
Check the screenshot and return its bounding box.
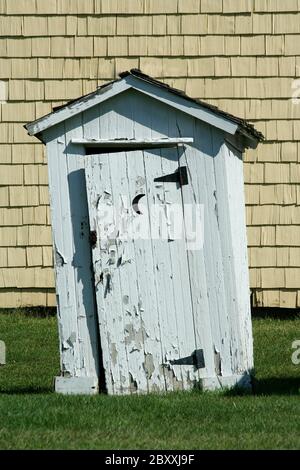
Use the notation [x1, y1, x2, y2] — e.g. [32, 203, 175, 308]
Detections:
[0, 309, 299, 450]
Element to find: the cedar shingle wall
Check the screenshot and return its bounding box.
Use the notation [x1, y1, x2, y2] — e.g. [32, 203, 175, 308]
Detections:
[0, 0, 299, 308]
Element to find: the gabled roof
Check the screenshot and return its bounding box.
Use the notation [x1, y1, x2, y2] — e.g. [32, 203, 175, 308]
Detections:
[25, 69, 263, 146]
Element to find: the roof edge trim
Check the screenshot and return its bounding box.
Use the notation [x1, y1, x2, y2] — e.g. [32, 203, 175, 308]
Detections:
[24, 69, 263, 145]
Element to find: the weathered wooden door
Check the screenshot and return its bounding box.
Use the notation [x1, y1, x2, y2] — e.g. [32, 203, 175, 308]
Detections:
[85, 148, 203, 394]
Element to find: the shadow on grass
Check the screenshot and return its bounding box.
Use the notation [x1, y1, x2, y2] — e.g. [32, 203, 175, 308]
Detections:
[252, 307, 300, 320]
[2, 377, 299, 397]
[0, 385, 54, 395]
[0, 307, 56, 318]
[224, 376, 300, 397]
[253, 377, 300, 396]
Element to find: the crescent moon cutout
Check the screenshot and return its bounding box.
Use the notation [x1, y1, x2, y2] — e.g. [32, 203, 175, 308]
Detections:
[132, 194, 146, 215]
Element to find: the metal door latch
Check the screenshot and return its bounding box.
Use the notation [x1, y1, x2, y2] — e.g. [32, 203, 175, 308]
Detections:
[169, 349, 205, 369]
[154, 166, 188, 187]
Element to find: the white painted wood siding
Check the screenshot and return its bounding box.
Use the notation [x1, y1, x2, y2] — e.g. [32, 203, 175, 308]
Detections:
[43, 88, 253, 394]
[85, 148, 202, 393]
[44, 121, 100, 388]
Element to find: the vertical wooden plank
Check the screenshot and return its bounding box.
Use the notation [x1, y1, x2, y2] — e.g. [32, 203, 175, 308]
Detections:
[85, 154, 114, 394]
[217, 140, 254, 373]
[99, 153, 131, 394]
[45, 123, 81, 378]
[107, 151, 149, 393]
[130, 92, 176, 391]
[84, 91, 135, 143]
[177, 114, 226, 380]
[64, 114, 100, 380]
[84, 93, 156, 394]
[124, 149, 166, 392]
[211, 133, 240, 375]
[85, 153, 131, 394]
[226, 148, 253, 372]
[87, 93, 172, 392]
[146, 98, 182, 390]
[104, 93, 147, 393]
[129, 91, 168, 391]
[142, 148, 178, 391]
[84, 99, 121, 393]
[83, 103, 101, 141]
[131, 93, 202, 389]
[150, 95, 199, 388]
[198, 122, 232, 378]
[164, 106, 201, 388]
[160, 146, 200, 389]
[45, 114, 101, 389]
[113, 92, 135, 141]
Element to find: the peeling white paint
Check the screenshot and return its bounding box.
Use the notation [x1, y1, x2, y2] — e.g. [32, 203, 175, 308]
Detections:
[41, 88, 254, 395]
[55, 246, 67, 267]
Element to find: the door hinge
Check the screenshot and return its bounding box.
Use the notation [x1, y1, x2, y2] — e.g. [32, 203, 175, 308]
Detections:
[170, 349, 205, 369]
[89, 230, 97, 248]
[154, 166, 188, 187]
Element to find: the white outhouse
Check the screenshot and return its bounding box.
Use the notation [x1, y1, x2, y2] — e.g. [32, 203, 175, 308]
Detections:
[25, 70, 262, 395]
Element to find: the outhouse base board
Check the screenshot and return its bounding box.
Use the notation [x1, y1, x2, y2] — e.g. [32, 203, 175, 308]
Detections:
[200, 373, 252, 391]
[54, 374, 252, 395]
[55, 376, 99, 395]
